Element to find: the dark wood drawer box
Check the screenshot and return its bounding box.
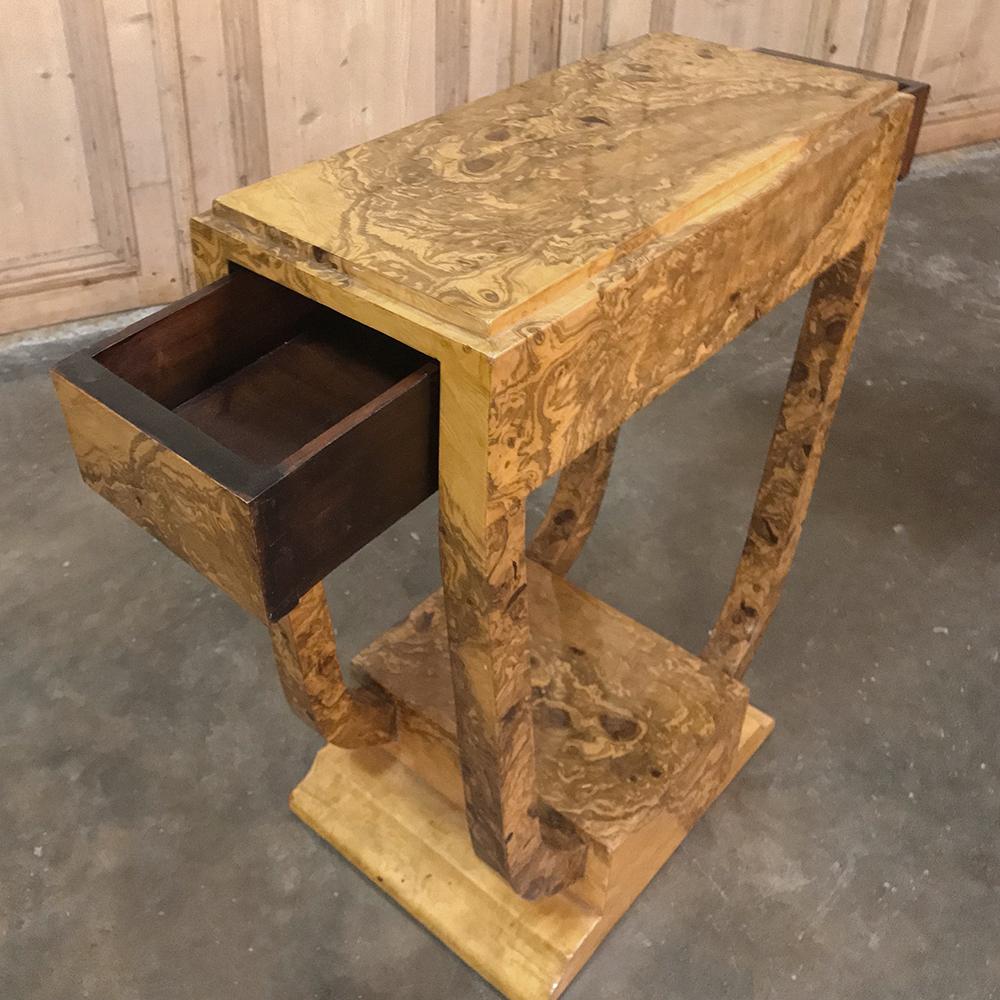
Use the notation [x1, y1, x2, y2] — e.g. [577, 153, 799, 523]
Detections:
[52, 266, 439, 622]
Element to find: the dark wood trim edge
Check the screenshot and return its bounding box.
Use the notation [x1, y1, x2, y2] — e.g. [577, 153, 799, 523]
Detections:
[755, 47, 929, 179]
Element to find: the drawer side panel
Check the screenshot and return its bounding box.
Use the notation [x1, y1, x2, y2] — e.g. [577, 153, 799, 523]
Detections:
[52, 371, 267, 621]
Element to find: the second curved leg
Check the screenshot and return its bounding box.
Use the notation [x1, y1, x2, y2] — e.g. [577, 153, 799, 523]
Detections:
[269, 583, 396, 748]
[703, 241, 880, 680]
[528, 430, 619, 575]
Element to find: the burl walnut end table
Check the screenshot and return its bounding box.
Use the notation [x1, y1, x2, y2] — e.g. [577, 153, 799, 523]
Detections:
[53, 33, 917, 1000]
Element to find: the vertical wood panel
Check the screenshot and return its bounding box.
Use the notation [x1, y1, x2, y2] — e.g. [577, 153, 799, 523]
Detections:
[953, 1, 1000, 101]
[530, 0, 563, 76]
[606, 0, 652, 46]
[60, 0, 137, 261]
[437, 0, 470, 110]
[908, 0, 981, 96]
[582, 0, 609, 54]
[895, 0, 932, 76]
[175, 1, 239, 209]
[259, 0, 435, 173]
[105, 0, 189, 297]
[559, 0, 607, 63]
[220, 0, 270, 187]
[0, 0, 100, 258]
[148, 0, 198, 289]
[402, 0, 439, 124]
[854, 0, 911, 70]
[803, 0, 838, 59]
[903, 0, 1000, 152]
[816, 0, 872, 65]
[650, 0, 676, 32]
[469, 0, 513, 98]
[674, 0, 813, 51]
[1, 0, 189, 333]
[511, 0, 534, 83]
[559, 0, 586, 63]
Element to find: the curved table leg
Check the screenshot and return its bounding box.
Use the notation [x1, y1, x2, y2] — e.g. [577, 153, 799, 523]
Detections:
[703, 241, 879, 680]
[528, 430, 619, 575]
[269, 583, 396, 748]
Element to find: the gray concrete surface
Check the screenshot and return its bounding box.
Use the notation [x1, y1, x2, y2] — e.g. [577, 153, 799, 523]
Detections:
[2, 143, 998, 1000]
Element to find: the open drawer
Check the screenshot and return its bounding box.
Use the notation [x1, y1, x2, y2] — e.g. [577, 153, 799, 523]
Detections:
[52, 266, 439, 622]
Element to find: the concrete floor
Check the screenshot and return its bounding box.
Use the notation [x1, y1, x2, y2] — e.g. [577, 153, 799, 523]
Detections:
[2, 143, 998, 1000]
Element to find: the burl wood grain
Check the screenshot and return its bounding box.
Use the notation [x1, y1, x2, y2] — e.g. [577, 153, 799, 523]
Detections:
[268, 583, 395, 748]
[214, 34, 895, 336]
[528, 431, 618, 575]
[437, 475, 588, 899]
[51, 371, 267, 620]
[437, 94, 907, 897]
[355, 561, 748, 850]
[703, 242, 881, 679]
[487, 93, 914, 492]
[189, 35, 914, 899]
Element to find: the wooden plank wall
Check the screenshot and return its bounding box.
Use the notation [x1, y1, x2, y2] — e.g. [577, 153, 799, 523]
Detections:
[3, 0, 997, 334]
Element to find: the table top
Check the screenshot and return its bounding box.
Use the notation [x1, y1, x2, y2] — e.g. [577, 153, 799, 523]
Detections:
[214, 33, 895, 339]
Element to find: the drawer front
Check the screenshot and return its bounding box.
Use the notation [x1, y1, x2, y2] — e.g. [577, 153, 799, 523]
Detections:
[52, 371, 267, 619]
[53, 268, 439, 622]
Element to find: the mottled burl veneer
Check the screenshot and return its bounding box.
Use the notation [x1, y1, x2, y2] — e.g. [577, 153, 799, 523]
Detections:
[703, 244, 880, 679]
[188, 30, 914, 952]
[354, 561, 748, 849]
[528, 431, 619, 576]
[269, 584, 396, 748]
[50, 371, 267, 619]
[212, 34, 895, 337]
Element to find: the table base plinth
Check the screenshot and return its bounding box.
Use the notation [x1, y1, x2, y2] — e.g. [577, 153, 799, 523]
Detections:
[291, 705, 772, 999]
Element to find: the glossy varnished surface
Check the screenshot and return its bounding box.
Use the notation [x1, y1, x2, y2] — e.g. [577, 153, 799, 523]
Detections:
[214, 33, 894, 336]
[487, 96, 914, 490]
[50, 370, 267, 619]
[704, 244, 883, 678]
[355, 561, 748, 848]
[189, 33, 913, 900]
[43, 21, 919, 986]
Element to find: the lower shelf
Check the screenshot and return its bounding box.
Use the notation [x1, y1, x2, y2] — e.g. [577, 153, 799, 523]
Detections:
[291, 705, 773, 1000]
[354, 561, 751, 850]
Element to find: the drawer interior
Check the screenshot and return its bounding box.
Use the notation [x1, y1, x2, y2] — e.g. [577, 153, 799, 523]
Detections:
[56, 264, 440, 620]
[96, 265, 431, 469]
